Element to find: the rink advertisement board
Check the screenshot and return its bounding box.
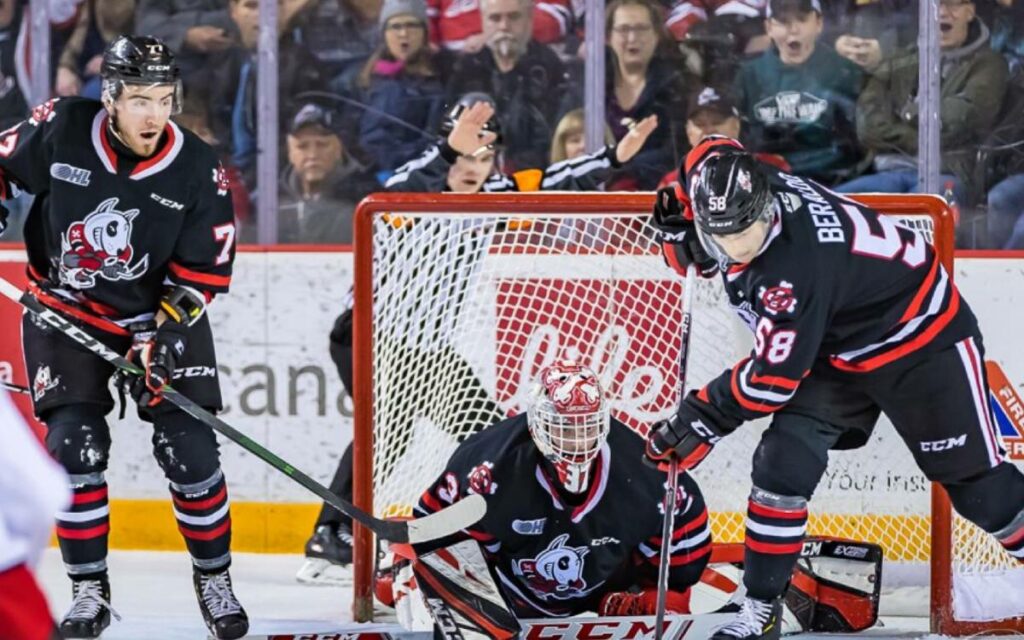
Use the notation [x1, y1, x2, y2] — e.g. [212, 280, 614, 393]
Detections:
[0, 247, 1022, 551]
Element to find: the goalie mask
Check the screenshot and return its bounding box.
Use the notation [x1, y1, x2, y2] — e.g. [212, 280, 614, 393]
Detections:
[528, 361, 610, 494]
[691, 150, 775, 265]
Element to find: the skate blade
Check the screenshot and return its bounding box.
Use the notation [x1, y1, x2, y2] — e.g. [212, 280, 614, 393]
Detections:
[295, 558, 353, 586]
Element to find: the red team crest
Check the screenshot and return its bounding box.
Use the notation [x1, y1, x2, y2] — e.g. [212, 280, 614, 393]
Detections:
[467, 461, 499, 495]
[59, 198, 150, 288]
[30, 99, 60, 126]
[758, 280, 798, 316]
[515, 534, 591, 600]
[213, 164, 230, 197]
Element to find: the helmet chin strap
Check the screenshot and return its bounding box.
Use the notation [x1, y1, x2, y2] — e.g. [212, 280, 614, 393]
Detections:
[106, 108, 131, 148]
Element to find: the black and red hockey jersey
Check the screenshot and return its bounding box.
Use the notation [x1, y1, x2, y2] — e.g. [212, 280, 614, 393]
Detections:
[679, 139, 978, 429]
[0, 97, 235, 330]
[415, 415, 712, 617]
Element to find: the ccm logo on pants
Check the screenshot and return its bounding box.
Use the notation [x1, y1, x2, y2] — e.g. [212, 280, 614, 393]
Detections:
[921, 435, 967, 452]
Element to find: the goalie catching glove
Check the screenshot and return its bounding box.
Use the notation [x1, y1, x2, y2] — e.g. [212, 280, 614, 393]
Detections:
[646, 391, 737, 470]
[651, 183, 718, 279]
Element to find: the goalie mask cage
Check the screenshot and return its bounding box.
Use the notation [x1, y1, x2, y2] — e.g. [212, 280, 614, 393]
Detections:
[352, 192, 1024, 633]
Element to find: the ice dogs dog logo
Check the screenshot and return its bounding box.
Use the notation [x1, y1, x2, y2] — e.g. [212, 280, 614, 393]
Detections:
[60, 198, 150, 288]
[516, 534, 590, 600]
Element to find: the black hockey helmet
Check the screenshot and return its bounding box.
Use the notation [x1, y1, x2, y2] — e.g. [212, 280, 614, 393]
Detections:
[691, 149, 773, 236]
[101, 35, 182, 113]
[439, 92, 503, 146]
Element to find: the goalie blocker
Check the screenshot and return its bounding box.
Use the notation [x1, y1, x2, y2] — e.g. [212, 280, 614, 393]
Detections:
[380, 536, 882, 637]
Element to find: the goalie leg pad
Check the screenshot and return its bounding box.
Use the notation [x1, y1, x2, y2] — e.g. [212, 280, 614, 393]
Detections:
[785, 537, 882, 632]
[405, 539, 521, 639]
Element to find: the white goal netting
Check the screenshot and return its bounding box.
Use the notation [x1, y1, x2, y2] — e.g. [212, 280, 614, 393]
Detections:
[358, 196, 1024, 630]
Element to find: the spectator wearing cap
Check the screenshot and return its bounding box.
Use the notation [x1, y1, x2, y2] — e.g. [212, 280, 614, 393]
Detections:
[445, 0, 572, 172]
[836, 0, 1007, 206]
[278, 104, 378, 243]
[657, 85, 790, 187]
[734, 0, 864, 186]
[356, 0, 450, 180]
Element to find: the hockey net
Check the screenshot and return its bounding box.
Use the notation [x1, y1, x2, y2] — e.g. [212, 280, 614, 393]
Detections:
[351, 192, 1024, 633]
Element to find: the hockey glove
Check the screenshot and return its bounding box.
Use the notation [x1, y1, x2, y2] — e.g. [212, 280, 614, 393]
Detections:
[645, 393, 731, 471]
[599, 588, 691, 616]
[651, 184, 717, 279]
[124, 320, 188, 407]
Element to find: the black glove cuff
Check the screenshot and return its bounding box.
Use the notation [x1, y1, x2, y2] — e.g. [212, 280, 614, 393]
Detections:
[439, 140, 460, 164]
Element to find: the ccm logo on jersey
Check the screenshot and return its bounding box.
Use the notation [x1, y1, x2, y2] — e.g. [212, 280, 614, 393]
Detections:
[920, 435, 967, 452]
[758, 281, 798, 316]
[171, 366, 216, 380]
[151, 192, 184, 210]
[51, 163, 91, 187]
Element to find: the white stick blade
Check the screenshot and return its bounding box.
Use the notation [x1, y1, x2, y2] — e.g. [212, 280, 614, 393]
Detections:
[406, 494, 487, 544]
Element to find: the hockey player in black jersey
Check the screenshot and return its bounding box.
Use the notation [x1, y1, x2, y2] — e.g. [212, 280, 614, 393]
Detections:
[645, 136, 1024, 639]
[0, 36, 247, 639]
[296, 95, 661, 584]
[413, 360, 713, 619]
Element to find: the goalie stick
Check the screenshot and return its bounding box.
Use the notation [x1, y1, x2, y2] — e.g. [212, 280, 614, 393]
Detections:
[654, 264, 698, 640]
[0, 276, 485, 545]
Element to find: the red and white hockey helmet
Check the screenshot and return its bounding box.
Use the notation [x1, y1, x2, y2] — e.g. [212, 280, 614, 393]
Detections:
[527, 361, 610, 494]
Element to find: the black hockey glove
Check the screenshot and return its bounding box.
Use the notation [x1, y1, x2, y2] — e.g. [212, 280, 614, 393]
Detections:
[119, 320, 188, 407]
[645, 393, 731, 471]
[651, 185, 718, 279]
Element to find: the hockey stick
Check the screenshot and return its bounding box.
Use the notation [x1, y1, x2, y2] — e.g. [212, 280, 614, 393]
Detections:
[654, 264, 697, 639]
[0, 277, 485, 545]
[1, 380, 30, 395]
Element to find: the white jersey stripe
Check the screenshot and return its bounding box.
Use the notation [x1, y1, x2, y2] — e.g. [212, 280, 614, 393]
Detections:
[956, 338, 1002, 467]
[834, 264, 949, 363]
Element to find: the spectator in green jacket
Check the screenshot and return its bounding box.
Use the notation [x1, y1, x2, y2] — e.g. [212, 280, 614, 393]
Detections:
[836, 0, 1008, 205]
[733, 0, 865, 186]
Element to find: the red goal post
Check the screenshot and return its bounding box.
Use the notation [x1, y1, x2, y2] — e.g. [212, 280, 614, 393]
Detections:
[351, 192, 1022, 634]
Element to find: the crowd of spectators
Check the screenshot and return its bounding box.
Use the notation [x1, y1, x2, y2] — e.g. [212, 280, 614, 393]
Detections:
[1, 0, 1023, 247]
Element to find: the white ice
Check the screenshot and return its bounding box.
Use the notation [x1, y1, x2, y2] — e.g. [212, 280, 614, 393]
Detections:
[34, 549, 1006, 639]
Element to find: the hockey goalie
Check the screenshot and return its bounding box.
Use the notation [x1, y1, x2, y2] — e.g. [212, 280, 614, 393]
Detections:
[377, 361, 884, 637]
